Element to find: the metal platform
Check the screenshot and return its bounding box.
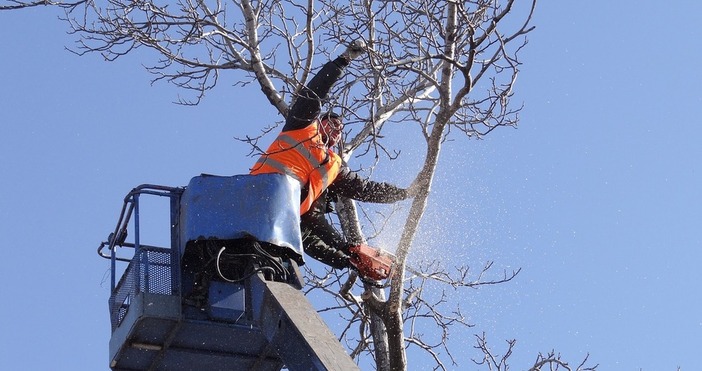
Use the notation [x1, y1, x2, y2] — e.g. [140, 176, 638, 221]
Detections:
[99, 175, 359, 371]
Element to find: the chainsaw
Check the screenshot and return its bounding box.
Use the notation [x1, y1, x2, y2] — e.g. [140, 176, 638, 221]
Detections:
[348, 244, 396, 281]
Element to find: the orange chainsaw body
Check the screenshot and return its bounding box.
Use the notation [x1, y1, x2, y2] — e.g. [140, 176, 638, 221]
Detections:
[348, 244, 395, 280]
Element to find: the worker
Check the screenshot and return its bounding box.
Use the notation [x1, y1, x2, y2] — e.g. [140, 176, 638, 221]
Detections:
[250, 40, 420, 277]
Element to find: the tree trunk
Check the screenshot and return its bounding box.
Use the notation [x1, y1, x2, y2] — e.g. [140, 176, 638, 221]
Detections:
[337, 197, 391, 371]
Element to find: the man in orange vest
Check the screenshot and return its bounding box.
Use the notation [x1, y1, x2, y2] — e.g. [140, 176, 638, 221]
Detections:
[251, 41, 419, 279]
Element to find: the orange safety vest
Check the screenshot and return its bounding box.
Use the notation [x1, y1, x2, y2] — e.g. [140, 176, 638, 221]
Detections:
[250, 122, 342, 215]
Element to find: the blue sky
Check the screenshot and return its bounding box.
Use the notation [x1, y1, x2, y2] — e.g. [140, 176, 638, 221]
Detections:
[1, 2, 701, 370]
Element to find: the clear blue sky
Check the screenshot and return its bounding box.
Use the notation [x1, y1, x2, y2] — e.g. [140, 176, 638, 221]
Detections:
[1, 2, 701, 370]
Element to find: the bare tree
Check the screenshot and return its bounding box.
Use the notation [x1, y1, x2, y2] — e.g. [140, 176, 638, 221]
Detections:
[2, 0, 597, 370]
[473, 332, 599, 371]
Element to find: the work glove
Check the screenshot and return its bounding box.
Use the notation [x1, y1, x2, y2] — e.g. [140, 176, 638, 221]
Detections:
[340, 39, 367, 62]
[406, 175, 430, 198]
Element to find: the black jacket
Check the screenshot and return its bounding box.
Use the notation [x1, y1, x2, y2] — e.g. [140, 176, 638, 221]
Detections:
[300, 166, 408, 269]
[283, 56, 349, 132]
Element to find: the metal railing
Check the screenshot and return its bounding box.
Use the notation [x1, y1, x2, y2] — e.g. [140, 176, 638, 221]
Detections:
[97, 184, 184, 331]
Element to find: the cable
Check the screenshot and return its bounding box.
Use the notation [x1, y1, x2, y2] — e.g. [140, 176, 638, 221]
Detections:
[215, 243, 288, 283]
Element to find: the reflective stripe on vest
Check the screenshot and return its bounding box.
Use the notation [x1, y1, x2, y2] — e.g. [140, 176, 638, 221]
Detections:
[252, 155, 303, 183]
